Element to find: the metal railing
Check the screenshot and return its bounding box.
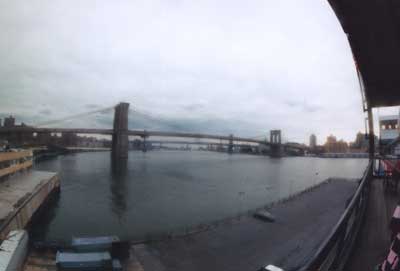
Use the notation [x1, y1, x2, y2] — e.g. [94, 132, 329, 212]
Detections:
[299, 161, 373, 271]
[0, 150, 33, 179]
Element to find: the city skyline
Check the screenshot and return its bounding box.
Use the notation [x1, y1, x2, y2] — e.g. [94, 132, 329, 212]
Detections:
[0, 113, 372, 148]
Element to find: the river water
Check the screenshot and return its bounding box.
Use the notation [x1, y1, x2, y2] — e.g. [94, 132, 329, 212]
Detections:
[31, 151, 368, 242]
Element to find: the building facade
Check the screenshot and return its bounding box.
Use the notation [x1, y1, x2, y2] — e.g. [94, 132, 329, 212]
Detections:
[324, 135, 349, 153]
[379, 115, 399, 144]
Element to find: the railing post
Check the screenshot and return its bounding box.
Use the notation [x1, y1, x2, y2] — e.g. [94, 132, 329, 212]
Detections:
[367, 107, 375, 160]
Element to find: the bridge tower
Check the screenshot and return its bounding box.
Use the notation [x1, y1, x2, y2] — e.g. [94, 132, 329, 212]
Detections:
[228, 134, 234, 154]
[112, 102, 129, 159]
[141, 135, 148, 152]
[270, 130, 283, 158]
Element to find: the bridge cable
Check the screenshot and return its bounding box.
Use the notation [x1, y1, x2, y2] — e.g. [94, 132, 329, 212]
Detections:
[130, 108, 271, 142]
[129, 108, 187, 131]
[34, 105, 116, 127]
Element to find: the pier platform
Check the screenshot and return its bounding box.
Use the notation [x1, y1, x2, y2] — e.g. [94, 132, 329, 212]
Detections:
[0, 170, 60, 240]
[129, 178, 358, 271]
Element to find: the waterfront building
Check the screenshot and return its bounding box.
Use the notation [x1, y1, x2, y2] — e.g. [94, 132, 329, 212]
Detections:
[350, 132, 368, 152]
[379, 114, 400, 155]
[77, 136, 106, 148]
[0, 116, 34, 146]
[61, 133, 78, 147]
[379, 115, 399, 144]
[3, 116, 15, 128]
[36, 132, 52, 145]
[324, 135, 349, 153]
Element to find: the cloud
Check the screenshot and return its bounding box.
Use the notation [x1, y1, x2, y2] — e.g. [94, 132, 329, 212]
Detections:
[39, 109, 52, 115]
[181, 103, 206, 112]
[0, 0, 365, 143]
[285, 100, 322, 113]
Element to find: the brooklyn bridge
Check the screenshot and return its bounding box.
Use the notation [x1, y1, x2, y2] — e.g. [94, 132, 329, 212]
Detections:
[0, 102, 306, 158]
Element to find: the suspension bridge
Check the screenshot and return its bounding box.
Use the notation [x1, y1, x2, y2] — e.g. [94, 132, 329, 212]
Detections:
[0, 102, 306, 158]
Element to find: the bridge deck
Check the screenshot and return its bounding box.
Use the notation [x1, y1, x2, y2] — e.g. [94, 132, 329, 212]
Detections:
[131, 179, 358, 271]
[346, 178, 397, 270]
[0, 127, 307, 151]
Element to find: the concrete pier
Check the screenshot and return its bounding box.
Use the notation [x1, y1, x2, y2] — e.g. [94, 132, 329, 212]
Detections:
[0, 170, 60, 240]
[130, 178, 358, 271]
[19, 178, 359, 271]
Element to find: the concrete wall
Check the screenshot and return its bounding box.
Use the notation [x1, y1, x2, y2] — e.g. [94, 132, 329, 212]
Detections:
[0, 230, 28, 271]
[0, 174, 60, 240]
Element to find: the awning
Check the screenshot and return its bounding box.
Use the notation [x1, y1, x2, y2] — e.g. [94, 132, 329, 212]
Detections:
[328, 0, 400, 108]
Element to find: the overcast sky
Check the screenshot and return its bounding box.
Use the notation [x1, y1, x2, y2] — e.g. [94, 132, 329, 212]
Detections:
[0, 0, 373, 144]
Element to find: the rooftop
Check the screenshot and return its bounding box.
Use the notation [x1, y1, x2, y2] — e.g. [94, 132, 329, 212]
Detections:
[328, 0, 400, 108]
[379, 115, 399, 121]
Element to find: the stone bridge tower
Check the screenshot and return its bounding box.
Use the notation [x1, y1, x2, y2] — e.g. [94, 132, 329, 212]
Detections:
[112, 102, 129, 159]
[270, 130, 283, 158]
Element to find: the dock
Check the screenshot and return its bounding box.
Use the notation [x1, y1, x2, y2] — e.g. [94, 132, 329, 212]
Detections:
[129, 178, 358, 271]
[0, 151, 60, 240]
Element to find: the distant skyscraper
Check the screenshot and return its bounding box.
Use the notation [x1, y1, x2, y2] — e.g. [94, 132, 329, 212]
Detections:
[3, 116, 15, 127]
[353, 132, 368, 150]
[309, 134, 317, 149]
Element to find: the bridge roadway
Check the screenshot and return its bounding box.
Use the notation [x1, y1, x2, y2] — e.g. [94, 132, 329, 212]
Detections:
[148, 140, 258, 148]
[0, 127, 305, 150]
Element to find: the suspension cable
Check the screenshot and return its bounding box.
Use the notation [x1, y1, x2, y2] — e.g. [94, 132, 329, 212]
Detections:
[35, 105, 116, 127]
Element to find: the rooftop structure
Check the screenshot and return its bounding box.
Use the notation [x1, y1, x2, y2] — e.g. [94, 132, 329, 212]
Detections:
[379, 114, 399, 142]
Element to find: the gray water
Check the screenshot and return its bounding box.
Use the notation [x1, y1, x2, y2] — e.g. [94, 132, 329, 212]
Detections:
[32, 151, 368, 242]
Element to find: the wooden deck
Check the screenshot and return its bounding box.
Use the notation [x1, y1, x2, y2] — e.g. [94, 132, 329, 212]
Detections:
[23, 249, 57, 271]
[346, 178, 398, 270]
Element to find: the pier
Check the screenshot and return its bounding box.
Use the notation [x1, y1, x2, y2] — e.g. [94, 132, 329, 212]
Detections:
[128, 179, 358, 271]
[17, 178, 359, 271]
[0, 151, 60, 240]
